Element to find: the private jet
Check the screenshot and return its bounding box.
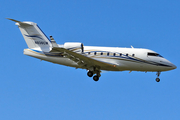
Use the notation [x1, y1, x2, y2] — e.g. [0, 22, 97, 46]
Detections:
[8, 18, 177, 82]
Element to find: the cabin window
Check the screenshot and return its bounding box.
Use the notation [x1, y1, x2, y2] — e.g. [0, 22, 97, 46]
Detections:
[126, 54, 128, 56]
[107, 52, 109, 56]
[113, 53, 116, 56]
[88, 52, 91, 55]
[132, 54, 135, 57]
[147, 53, 163, 57]
[94, 52, 97, 55]
[101, 52, 103, 55]
[120, 53, 122, 56]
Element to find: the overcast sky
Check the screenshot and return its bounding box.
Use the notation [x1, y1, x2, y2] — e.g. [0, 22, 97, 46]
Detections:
[1, 0, 180, 120]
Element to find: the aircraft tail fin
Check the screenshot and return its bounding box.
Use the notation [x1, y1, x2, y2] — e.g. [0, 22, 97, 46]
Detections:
[7, 18, 52, 51]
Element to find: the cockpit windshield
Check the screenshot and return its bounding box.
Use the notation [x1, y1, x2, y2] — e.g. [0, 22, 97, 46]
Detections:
[147, 52, 163, 57]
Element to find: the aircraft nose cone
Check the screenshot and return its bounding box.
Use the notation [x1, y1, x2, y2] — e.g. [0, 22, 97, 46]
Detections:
[171, 64, 177, 70]
[162, 59, 177, 71]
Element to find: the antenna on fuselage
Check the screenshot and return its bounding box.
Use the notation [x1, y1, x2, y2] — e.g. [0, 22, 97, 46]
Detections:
[131, 45, 134, 48]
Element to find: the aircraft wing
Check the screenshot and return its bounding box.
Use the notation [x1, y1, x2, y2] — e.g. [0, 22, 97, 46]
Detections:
[50, 47, 118, 71]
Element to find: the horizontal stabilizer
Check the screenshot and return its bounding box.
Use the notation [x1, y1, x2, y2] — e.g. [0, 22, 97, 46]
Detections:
[7, 18, 32, 26]
[6, 18, 21, 23]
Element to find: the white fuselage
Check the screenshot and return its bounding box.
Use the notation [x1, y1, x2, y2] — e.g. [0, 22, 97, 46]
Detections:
[24, 45, 176, 72]
[8, 18, 176, 82]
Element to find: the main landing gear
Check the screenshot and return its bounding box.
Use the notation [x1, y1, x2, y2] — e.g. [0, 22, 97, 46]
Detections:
[93, 75, 99, 81]
[87, 70, 101, 81]
[156, 71, 161, 82]
[87, 71, 93, 77]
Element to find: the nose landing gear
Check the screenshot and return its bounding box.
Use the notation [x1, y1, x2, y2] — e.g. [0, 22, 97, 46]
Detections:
[156, 71, 161, 82]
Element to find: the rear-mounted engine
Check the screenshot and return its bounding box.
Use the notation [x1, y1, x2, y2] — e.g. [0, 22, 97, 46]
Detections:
[64, 42, 84, 53]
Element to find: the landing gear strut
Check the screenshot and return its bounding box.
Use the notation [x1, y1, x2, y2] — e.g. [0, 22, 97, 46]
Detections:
[156, 71, 161, 82]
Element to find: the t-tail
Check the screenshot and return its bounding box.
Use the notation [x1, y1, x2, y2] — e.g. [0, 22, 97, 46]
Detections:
[7, 18, 52, 52]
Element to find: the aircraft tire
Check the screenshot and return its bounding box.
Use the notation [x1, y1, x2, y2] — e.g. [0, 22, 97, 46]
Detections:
[93, 75, 99, 81]
[87, 71, 93, 77]
[156, 78, 160, 82]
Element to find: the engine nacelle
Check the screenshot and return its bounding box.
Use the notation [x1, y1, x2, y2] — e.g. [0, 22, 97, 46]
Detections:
[64, 42, 84, 53]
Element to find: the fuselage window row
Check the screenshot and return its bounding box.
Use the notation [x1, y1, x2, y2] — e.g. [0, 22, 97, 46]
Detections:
[88, 52, 135, 57]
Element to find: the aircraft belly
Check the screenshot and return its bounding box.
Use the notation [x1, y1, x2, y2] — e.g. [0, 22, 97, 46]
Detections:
[118, 60, 171, 72]
[94, 57, 169, 72]
[23, 49, 78, 67]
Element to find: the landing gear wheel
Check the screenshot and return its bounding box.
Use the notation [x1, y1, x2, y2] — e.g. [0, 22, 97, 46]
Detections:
[93, 75, 99, 81]
[87, 71, 93, 77]
[156, 78, 160, 82]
